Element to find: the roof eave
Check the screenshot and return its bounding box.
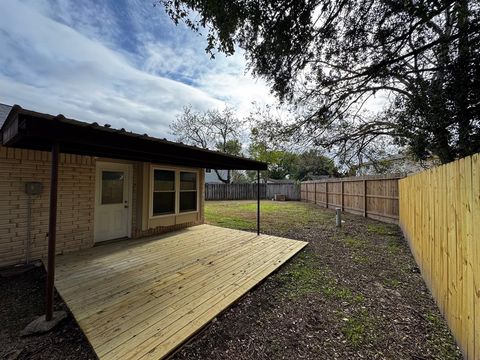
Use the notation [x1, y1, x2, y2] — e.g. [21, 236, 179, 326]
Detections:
[0, 107, 267, 170]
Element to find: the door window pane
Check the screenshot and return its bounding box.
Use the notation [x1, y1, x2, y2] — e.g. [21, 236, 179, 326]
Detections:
[153, 192, 175, 215]
[154, 170, 175, 191]
[180, 192, 197, 212]
[101, 171, 124, 204]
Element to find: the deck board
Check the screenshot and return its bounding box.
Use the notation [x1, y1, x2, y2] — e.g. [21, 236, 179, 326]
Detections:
[55, 224, 307, 360]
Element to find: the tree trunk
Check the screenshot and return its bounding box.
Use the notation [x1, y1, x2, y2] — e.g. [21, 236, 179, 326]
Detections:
[214, 169, 231, 184]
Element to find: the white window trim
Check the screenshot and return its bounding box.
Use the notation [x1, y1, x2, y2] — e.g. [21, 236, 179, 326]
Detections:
[149, 165, 199, 219]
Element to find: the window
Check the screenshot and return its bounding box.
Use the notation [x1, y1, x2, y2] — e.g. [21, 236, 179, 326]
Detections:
[152, 169, 175, 215]
[150, 168, 199, 217]
[180, 172, 197, 212]
[101, 171, 124, 204]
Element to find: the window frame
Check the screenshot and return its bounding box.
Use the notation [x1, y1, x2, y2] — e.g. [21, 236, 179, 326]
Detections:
[151, 168, 176, 216]
[179, 171, 199, 213]
[149, 165, 199, 219]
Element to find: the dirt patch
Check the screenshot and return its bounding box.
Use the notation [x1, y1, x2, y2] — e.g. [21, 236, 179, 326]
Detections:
[172, 200, 461, 360]
[0, 266, 97, 360]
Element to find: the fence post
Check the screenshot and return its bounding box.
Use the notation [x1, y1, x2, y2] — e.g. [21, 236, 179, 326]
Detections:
[257, 170, 260, 235]
[341, 180, 344, 211]
[314, 182, 317, 204]
[336, 208, 342, 227]
[363, 179, 367, 217]
[326, 181, 329, 208]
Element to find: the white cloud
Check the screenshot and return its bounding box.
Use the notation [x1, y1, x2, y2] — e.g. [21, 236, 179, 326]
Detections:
[0, 0, 276, 138]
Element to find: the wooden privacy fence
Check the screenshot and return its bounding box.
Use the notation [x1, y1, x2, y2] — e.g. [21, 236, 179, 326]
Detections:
[266, 183, 301, 200]
[205, 183, 300, 201]
[300, 175, 404, 223]
[399, 154, 480, 359]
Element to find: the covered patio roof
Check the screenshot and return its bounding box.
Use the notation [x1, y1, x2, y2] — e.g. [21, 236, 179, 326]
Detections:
[0, 105, 267, 170]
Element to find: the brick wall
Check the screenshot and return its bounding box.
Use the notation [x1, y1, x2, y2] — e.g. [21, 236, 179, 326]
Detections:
[0, 147, 206, 267]
[0, 147, 95, 267]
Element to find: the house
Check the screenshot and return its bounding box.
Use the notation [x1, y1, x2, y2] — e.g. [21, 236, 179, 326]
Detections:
[0, 103, 266, 268]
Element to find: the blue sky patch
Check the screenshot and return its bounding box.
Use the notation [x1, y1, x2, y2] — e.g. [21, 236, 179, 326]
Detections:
[0, 0, 274, 138]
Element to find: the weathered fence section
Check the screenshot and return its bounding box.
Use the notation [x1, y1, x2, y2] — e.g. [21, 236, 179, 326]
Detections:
[205, 183, 266, 200]
[266, 183, 301, 200]
[300, 175, 404, 223]
[205, 183, 300, 201]
[399, 154, 480, 359]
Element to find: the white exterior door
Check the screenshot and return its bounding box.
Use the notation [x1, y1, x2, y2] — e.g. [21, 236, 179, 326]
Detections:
[94, 162, 132, 242]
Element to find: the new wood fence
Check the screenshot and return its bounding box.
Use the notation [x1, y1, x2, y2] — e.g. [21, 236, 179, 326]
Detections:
[205, 183, 300, 201]
[399, 154, 480, 359]
[300, 175, 404, 223]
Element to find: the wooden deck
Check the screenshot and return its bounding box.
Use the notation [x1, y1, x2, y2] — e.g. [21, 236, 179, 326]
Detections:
[54, 224, 307, 360]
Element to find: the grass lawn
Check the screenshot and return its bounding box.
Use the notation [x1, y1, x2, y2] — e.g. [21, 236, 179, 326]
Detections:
[204, 200, 332, 232]
[173, 200, 461, 360]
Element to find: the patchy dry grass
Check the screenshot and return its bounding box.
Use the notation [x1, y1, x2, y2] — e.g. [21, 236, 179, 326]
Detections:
[174, 200, 461, 360]
[205, 200, 332, 233]
[341, 308, 377, 348]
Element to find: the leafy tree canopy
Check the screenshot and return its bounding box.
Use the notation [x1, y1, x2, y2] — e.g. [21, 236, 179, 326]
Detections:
[293, 149, 340, 180]
[248, 126, 339, 181]
[159, 0, 480, 163]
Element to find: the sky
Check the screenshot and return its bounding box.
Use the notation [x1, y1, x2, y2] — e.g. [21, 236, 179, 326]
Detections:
[0, 0, 276, 138]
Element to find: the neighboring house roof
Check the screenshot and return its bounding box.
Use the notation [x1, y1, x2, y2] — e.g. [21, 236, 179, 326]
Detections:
[0, 105, 267, 170]
[0, 103, 12, 128]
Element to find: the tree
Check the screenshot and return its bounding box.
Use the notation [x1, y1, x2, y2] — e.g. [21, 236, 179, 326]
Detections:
[170, 106, 245, 183]
[292, 149, 339, 180]
[158, 0, 480, 163]
[245, 103, 396, 174]
[247, 136, 294, 181]
[248, 120, 339, 180]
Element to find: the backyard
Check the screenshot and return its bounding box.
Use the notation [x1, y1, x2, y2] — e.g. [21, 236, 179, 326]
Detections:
[0, 200, 461, 359]
[173, 200, 461, 359]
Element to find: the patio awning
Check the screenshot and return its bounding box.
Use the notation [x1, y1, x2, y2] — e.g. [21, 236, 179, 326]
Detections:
[0, 105, 267, 170]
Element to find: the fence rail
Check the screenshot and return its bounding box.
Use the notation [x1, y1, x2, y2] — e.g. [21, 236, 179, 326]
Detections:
[205, 183, 300, 201]
[300, 174, 404, 223]
[399, 154, 480, 359]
